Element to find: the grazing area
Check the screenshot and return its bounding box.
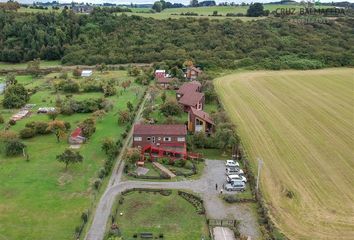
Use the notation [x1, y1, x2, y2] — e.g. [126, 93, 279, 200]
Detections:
[108, 190, 209, 240]
[0, 70, 145, 239]
[215, 68, 354, 240]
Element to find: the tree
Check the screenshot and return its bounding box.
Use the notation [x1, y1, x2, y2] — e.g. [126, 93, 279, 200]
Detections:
[91, 109, 106, 121]
[102, 82, 116, 96]
[215, 123, 239, 153]
[118, 110, 131, 124]
[3, 84, 29, 109]
[190, 0, 199, 7]
[152, 1, 163, 12]
[161, 92, 167, 103]
[128, 67, 140, 76]
[79, 118, 96, 138]
[26, 58, 40, 76]
[56, 149, 83, 170]
[125, 148, 141, 164]
[160, 100, 183, 117]
[47, 120, 67, 142]
[247, 3, 265, 17]
[48, 110, 59, 120]
[73, 67, 82, 78]
[121, 80, 131, 91]
[126, 101, 134, 112]
[5, 73, 17, 87]
[101, 137, 117, 156]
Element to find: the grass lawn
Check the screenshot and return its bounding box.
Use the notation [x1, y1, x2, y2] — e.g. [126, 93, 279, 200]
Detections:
[215, 68, 354, 240]
[0, 71, 145, 239]
[0, 60, 61, 70]
[108, 191, 209, 240]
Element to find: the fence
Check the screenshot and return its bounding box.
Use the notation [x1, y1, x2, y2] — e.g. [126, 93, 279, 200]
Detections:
[207, 219, 239, 228]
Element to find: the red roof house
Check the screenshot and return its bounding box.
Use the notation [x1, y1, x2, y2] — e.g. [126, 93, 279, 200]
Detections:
[156, 77, 176, 89]
[188, 107, 215, 134]
[186, 66, 202, 80]
[176, 81, 204, 112]
[68, 127, 86, 144]
[133, 124, 188, 161]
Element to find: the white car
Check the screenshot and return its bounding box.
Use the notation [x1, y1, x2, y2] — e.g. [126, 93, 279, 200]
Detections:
[226, 167, 244, 176]
[226, 174, 247, 183]
[225, 160, 239, 168]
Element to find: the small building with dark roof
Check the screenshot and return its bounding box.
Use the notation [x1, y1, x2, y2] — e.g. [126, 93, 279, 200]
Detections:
[156, 77, 176, 89]
[176, 81, 204, 111]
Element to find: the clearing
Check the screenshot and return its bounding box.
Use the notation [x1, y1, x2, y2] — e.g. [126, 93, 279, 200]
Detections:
[214, 68, 354, 240]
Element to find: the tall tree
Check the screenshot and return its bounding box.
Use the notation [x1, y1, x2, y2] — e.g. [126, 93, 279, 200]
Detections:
[247, 3, 264, 17]
[3, 84, 29, 109]
[47, 120, 67, 143]
[56, 149, 83, 170]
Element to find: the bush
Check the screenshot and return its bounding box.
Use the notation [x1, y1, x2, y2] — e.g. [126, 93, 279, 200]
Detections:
[93, 178, 102, 190]
[34, 121, 50, 134]
[8, 119, 16, 125]
[19, 128, 36, 139]
[184, 160, 194, 170]
[174, 159, 185, 167]
[5, 140, 25, 156]
[0, 115, 4, 124]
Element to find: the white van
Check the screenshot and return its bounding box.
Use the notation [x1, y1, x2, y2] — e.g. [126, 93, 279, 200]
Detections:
[226, 174, 247, 183]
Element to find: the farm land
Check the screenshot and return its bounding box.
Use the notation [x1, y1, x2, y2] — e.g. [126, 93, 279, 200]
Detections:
[215, 68, 354, 240]
[0, 69, 145, 239]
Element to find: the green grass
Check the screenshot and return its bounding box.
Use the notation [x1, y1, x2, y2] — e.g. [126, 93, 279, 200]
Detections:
[215, 68, 354, 240]
[108, 191, 209, 240]
[0, 60, 61, 70]
[0, 71, 145, 239]
[196, 148, 231, 160]
[121, 4, 334, 20]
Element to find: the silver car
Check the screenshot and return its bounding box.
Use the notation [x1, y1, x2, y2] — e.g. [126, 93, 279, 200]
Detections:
[225, 180, 246, 192]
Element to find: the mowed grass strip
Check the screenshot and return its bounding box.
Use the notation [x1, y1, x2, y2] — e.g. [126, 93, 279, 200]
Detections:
[112, 191, 209, 239]
[215, 68, 354, 240]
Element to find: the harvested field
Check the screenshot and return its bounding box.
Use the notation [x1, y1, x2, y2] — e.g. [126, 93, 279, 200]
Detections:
[215, 68, 354, 240]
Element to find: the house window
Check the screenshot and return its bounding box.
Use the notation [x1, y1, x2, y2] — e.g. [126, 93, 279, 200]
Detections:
[177, 137, 185, 142]
[163, 137, 171, 142]
[134, 137, 142, 141]
[147, 137, 151, 141]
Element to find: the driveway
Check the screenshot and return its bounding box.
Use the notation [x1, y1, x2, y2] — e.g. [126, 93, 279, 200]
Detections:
[85, 160, 260, 240]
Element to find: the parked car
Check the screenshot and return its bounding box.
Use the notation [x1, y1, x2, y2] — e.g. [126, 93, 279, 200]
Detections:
[225, 160, 239, 168]
[226, 167, 244, 176]
[226, 174, 247, 183]
[224, 180, 246, 192]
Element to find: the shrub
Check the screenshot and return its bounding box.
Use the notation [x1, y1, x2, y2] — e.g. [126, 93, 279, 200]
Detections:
[8, 119, 16, 125]
[174, 159, 185, 167]
[19, 128, 36, 139]
[0, 115, 4, 124]
[184, 160, 194, 170]
[5, 140, 26, 156]
[34, 121, 50, 134]
[3, 84, 29, 109]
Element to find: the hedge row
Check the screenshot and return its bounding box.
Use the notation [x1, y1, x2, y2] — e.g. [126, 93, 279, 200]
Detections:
[177, 190, 205, 214]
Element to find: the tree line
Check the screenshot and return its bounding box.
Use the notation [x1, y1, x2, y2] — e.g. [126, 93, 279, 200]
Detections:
[0, 9, 353, 70]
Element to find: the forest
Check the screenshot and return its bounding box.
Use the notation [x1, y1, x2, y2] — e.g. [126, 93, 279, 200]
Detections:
[0, 9, 353, 69]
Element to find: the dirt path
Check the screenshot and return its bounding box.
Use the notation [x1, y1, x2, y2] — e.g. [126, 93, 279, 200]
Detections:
[85, 160, 261, 240]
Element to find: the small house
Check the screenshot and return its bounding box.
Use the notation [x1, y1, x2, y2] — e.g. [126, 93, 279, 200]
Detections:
[81, 70, 93, 77]
[68, 128, 86, 144]
[186, 66, 202, 80]
[188, 107, 215, 134]
[156, 77, 177, 89]
[72, 5, 93, 14]
[133, 124, 187, 160]
[155, 70, 166, 79]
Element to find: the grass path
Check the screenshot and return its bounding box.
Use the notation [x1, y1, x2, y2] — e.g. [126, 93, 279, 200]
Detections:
[214, 68, 354, 240]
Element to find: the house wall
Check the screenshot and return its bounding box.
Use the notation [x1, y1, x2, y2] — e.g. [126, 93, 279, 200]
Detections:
[133, 134, 186, 149]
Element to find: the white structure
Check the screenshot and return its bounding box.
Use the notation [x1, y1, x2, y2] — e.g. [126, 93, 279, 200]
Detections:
[81, 70, 93, 77]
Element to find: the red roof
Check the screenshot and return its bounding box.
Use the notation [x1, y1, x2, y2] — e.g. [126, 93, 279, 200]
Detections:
[176, 81, 201, 95]
[178, 92, 204, 107]
[157, 77, 175, 84]
[190, 107, 214, 125]
[71, 127, 82, 138]
[134, 124, 187, 136]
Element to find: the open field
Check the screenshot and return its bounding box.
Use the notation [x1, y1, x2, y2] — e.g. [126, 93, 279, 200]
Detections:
[215, 68, 354, 240]
[123, 4, 333, 20]
[108, 191, 209, 239]
[0, 60, 61, 70]
[0, 71, 145, 239]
